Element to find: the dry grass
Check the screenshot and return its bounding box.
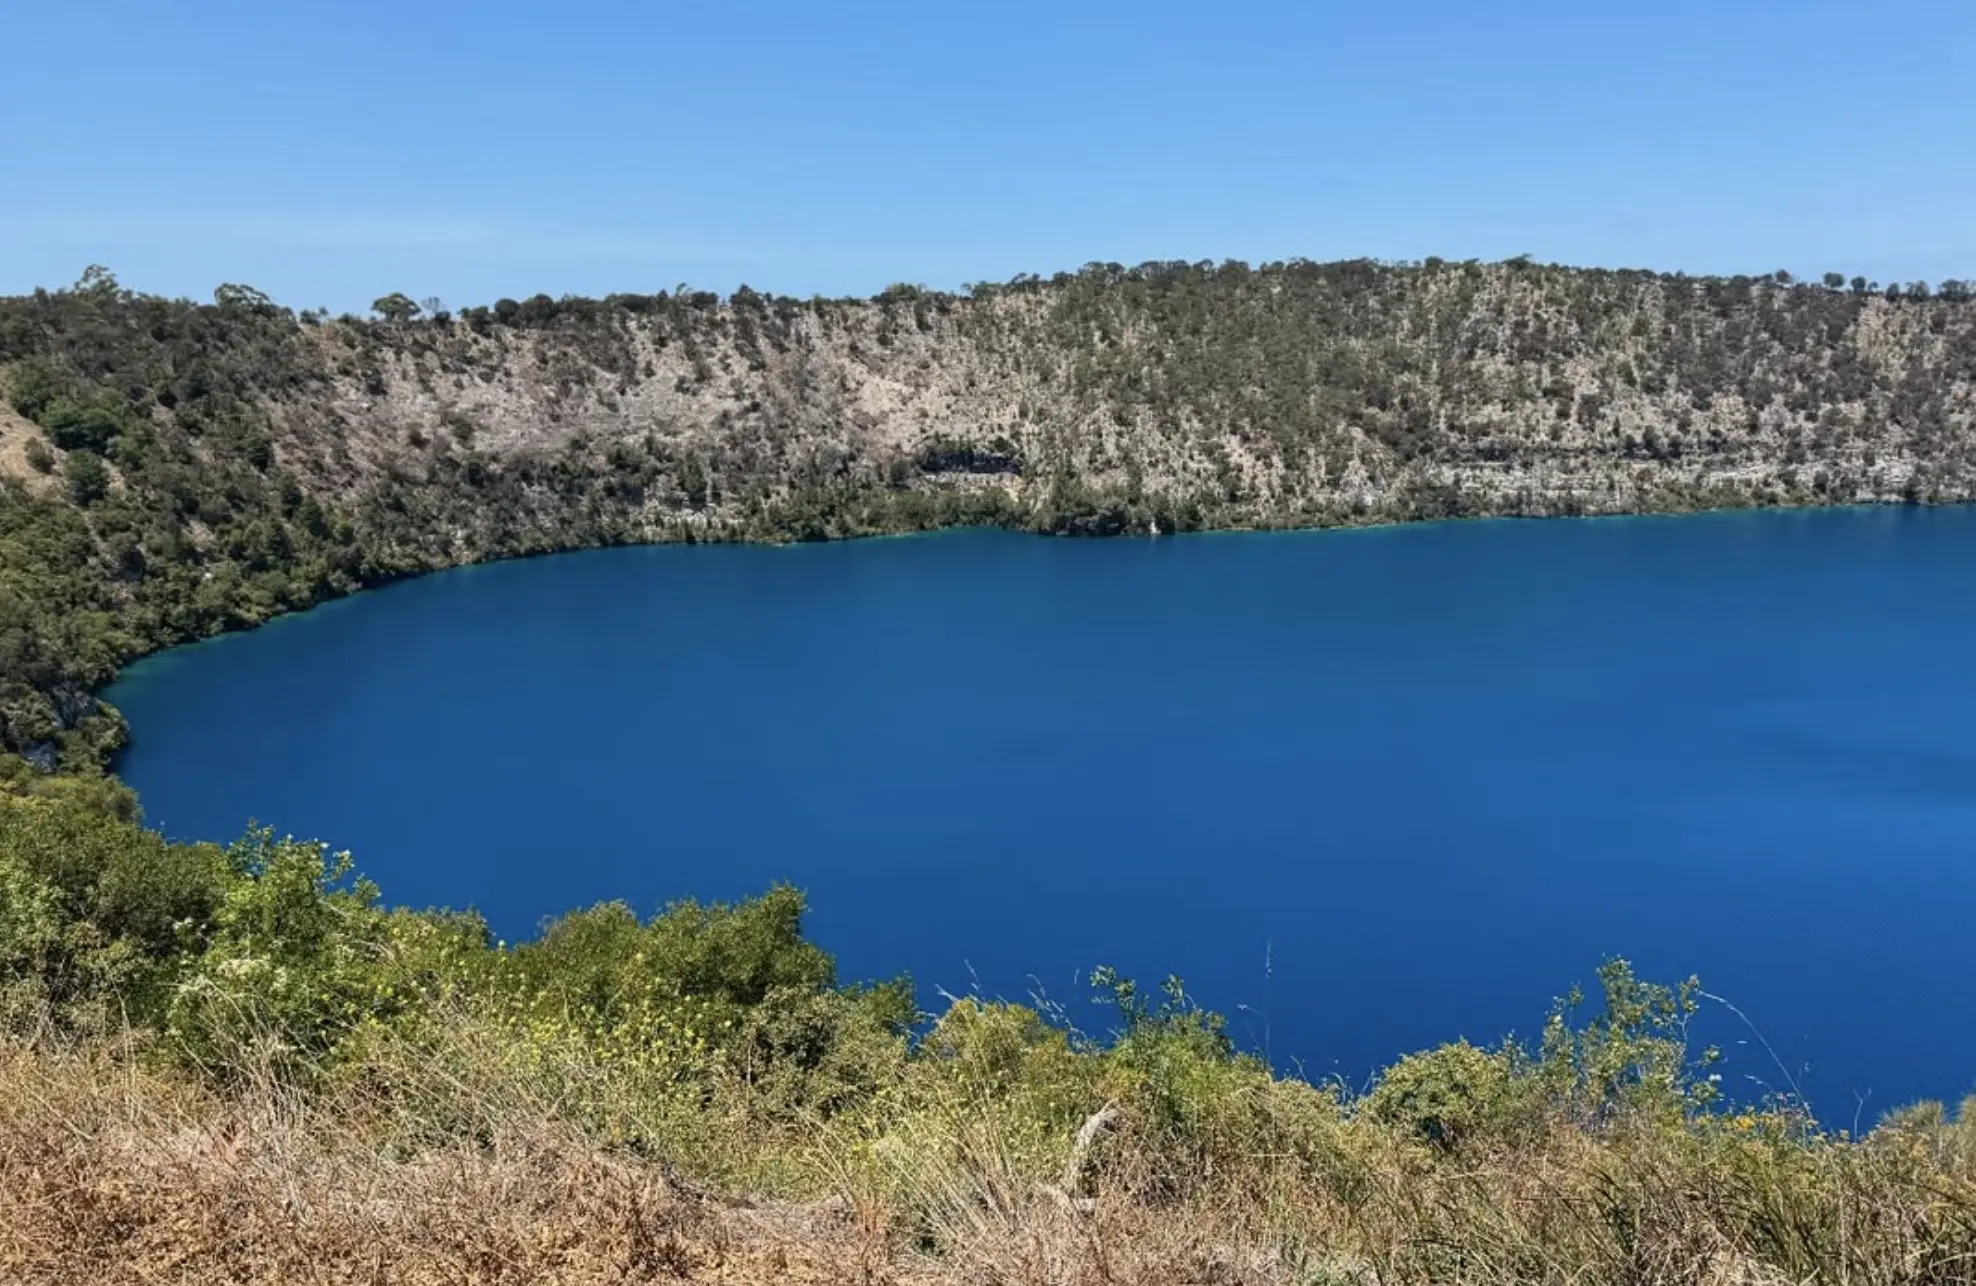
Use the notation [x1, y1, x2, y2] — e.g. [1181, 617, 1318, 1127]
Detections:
[0, 1043, 879, 1284]
[6, 1035, 1976, 1285]
[0, 401, 57, 494]
[0, 1043, 1295, 1285]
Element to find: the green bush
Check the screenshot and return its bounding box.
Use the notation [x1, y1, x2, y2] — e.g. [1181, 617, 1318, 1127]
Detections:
[1363, 1039, 1521, 1148]
[0, 844, 64, 1025]
[163, 828, 396, 1079]
[42, 397, 129, 454]
[503, 886, 836, 1032]
[5, 358, 63, 421]
[490, 887, 913, 1119]
[64, 451, 109, 505]
[1534, 957, 1722, 1121]
[0, 797, 919, 1106]
[0, 794, 227, 1025]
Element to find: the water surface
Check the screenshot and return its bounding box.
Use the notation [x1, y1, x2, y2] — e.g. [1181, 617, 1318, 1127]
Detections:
[110, 509, 1976, 1112]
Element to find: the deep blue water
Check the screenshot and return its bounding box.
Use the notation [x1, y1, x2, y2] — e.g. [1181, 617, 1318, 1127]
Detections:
[108, 509, 1976, 1115]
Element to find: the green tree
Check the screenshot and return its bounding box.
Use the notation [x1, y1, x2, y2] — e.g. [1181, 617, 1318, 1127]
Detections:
[214, 283, 281, 316]
[371, 292, 422, 323]
[40, 397, 126, 453]
[76, 264, 120, 297]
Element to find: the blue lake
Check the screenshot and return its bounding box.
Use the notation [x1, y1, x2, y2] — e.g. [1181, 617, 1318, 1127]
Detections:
[108, 508, 1976, 1115]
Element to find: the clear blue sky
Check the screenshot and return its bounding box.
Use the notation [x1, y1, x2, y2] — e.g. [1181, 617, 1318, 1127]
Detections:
[6, 0, 1971, 311]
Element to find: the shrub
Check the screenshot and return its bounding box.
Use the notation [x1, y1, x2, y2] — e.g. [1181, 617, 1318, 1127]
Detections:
[0, 794, 227, 1026]
[163, 829, 399, 1079]
[64, 451, 109, 505]
[1535, 957, 1722, 1122]
[505, 886, 835, 1028]
[41, 397, 128, 453]
[1362, 1039, 1521, 1148]
[5, 358, 63, 421]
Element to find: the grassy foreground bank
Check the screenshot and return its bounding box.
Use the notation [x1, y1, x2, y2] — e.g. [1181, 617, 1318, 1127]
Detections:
[3, 793, 1975, 1284]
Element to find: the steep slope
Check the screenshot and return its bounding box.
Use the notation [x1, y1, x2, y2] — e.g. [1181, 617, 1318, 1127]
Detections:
[2, 259, 1974, 769]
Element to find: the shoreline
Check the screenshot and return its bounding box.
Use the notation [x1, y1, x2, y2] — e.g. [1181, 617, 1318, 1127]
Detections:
[102, 489, 1945, 738]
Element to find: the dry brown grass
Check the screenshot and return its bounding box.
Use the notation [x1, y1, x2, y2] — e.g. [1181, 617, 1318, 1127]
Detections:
[6, 1036, 1976, 1285]
[0, 401, 58, 494]
[0, 1043, 1301, 1286]
[0, 1043, 880, 1285]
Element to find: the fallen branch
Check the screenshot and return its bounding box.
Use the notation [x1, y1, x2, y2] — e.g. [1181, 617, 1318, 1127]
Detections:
[1046, 1102, 1119, 1216]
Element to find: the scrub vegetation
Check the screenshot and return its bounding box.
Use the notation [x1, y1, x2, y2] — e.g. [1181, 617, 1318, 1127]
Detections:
[5, 795, 1976, 1284]
[3, 261, 1976, 1282]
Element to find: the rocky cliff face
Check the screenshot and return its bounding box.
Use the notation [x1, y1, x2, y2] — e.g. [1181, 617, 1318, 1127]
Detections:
[17, 259, 1976, 556]
[256, 260, 1976, 552]
[2, 258, 1975, 766]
